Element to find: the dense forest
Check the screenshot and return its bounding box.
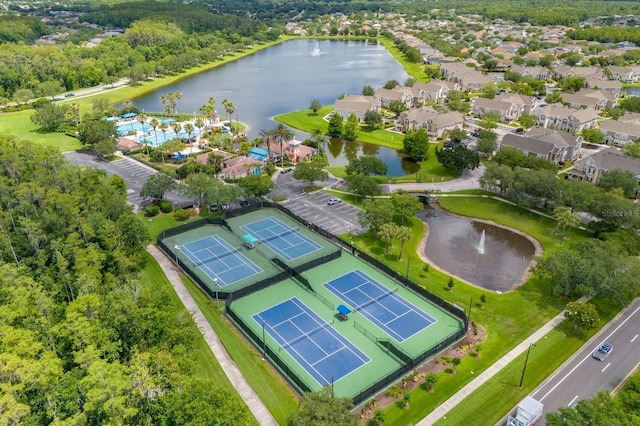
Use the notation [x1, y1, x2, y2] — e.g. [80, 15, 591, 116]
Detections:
[0, 135, 253, 425]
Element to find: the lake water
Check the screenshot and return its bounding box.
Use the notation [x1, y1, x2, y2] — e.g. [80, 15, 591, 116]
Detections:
[132, 39, 417, 175]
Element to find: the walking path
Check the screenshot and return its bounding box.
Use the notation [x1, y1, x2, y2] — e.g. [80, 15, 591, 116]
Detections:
[147, 245, 278, 426]
[416, 311, 567, 425]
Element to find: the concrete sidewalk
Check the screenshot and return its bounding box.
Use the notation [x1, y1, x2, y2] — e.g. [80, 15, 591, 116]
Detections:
[147, 245, 277, 426]
[416, 311, 567, 425]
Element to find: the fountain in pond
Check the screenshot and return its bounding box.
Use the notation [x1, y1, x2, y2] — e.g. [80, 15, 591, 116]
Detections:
[421, 210, 535, 291]
[311, 41, 321, 57]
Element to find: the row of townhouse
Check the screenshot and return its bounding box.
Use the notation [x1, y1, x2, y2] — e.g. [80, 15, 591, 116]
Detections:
[500, 126, 640, 196]
[439, 63, 493, 91]
[500, 127, 582, 163]
[599, 112, 640, 147]
[567, 147, 640, 191]
[395, 107, 465, 138]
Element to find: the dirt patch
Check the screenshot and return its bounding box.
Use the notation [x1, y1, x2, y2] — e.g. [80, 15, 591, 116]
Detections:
[358, 324, 486, 424]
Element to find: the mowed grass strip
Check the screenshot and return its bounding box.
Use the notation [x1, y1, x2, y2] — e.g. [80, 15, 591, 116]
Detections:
[180, 276, 300, 425]
[434, 299, 619, 426]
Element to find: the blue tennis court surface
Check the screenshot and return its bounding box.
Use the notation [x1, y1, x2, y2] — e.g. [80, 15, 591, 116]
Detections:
[179, 235, 262, 287]
[324, 270, 437, 342]
[241, 217, 321, 260]
[253, 298, 370, 385]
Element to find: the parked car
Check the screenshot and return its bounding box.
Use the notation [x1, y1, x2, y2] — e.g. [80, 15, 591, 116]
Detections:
[513, 127, 524, 134]
[239, 199, 250, 207]
[209, 203, 229, 212]
[327, 198, 341, 205]
[64, 93, 75, 97]
[592, 342, 613, 361]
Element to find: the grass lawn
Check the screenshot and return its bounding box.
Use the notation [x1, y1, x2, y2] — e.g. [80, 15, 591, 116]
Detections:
[347, 196, 600, 424]
[180, 276, 300, 424]
[0, 110, 82, 151]
[434, 298, 620, 426]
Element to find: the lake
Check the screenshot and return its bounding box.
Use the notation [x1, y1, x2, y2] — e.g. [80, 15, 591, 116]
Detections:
[132, 39, 418, 175]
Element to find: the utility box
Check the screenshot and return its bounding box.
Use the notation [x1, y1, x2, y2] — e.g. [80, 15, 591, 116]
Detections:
[507, 396, 543, 426]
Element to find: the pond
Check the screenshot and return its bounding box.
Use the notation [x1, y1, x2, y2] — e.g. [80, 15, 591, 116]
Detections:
[131, 39, 417, 175]
[420, 208, 536, 292]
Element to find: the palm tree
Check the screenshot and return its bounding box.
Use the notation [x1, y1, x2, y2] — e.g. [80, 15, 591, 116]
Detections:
[174, 91, 182, 115]
[553, 206, 574, 245]
[123, 100, 133, 114]
[149, 117, 160, 148]
[396, 226, 412, 261]
[377, 223, 398, 255]
[274, 123, 294, 167]
[222, 99, 235, 136]
[311, 127, 326, 155]
[259, 128, 276, 162]
[184, 122, 195, 143]
[171, 121, 182, 141]
[160, 95, 167, 116]
[194, 117, 205, 143]
[65, 103, 80, 127]
[159, 122, 169, 162]
[207, 97, 216, 125]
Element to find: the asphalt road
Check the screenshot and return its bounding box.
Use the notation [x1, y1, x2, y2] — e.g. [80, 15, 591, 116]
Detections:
[64, 151, 193, 211]
[530, 298, 640, 423]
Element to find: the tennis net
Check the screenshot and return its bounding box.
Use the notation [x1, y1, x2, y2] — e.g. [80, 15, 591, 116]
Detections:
[353, 287, 398, 312]
[278, 319, 334, 351]
[261, 226, 300, 243]
[191, 246, 242, 266]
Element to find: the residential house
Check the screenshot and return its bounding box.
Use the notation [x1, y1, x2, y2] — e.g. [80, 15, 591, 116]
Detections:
[608, 65, 637, 83]
[396, 107, 464, 138]
[413, 81, 457, 104]
[500, 127, 581, 163]
[575, 88, 618, 110]
[418, 46, 444, 64]
[552, 65, 605, 80]
[333, 95, 380, 121]
[532, 104, 599, 133]
[221, 156, 264, 179]
[472, 97, 521, 122]
[599, 119, 640, 147]
[560, 93, 602, 110]
[619, 111, 640, 125]
[584, 76, 622, 94]
[567, 148, 640, 190]
[272, 140, 317, 164]
[509, 65, 551, 82]
[439, 62, 492, 91]
[495, 93, 540, 115]
[374, 87, 413, 109]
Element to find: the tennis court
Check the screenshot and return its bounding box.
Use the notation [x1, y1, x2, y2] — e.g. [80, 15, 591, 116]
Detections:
[253, 297, 370, 386]
[241, 217, 321, 260]
[179, 235, 262, 287]
[324, 270, 437, 342]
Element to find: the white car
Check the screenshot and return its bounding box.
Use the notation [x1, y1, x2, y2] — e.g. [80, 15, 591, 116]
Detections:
[592, 343, 613, 361]
[327, 198, 341, 205]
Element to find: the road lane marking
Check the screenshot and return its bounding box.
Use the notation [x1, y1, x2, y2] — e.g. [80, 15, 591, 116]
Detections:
[602, 362, 611, 372]
[632, 334, 638, 343]
[611, 361, 640, 396]
[568, 395, 579, 407]
[537, 303, 640, 402]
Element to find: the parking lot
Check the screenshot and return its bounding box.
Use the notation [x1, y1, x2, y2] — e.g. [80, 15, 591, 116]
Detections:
[280, 190, 365, 236]
[64, 151, 192, 211]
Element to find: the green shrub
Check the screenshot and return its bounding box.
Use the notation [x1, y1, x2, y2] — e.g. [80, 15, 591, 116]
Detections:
[385, 385, 401, 398]
[173, 208, 191, 221]
[159, 200, 173, 213]
[144, 204, 159, 217]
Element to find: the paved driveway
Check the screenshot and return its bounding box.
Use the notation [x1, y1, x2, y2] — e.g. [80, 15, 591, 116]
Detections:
[64, 151, 193, 211]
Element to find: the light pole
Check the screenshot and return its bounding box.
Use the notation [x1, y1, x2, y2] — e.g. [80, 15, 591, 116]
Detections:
[174, 245, 180, 272]
[467, 295, 473, 330]
[331, 372, 335, 397]
[262, 320, 267, 360]
[519, 343, 536, 388]
[405, 253, 410, 281]
[213, 277, 219, 308]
